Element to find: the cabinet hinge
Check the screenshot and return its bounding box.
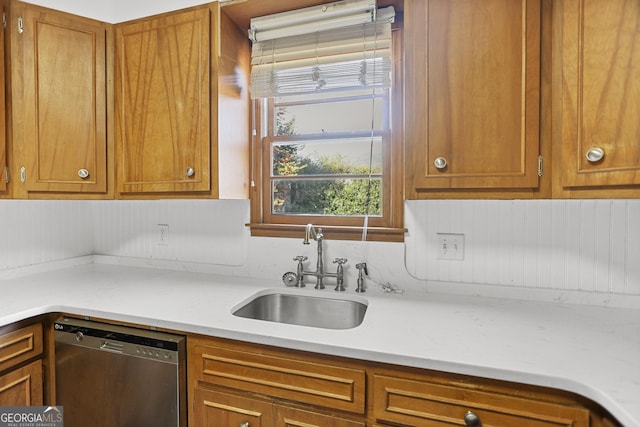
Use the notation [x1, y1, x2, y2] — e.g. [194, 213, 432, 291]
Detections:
[537, 155, 543, 177]
[17, 16, 23, 34]
[20, 166, 26, 183]
[3, 12, 7, 29]
[4, 166, 8, 184]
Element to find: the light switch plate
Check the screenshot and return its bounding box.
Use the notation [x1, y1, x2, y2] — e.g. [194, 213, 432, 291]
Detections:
[436, 233, 464, 260]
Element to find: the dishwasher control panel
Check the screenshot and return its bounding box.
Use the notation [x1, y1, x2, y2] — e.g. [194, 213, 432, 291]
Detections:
[54, 318, 184, 363]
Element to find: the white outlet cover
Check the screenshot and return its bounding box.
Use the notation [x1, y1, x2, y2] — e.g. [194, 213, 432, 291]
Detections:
[436, 233, 465, 260]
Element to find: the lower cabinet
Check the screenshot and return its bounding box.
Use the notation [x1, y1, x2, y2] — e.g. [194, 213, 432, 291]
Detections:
[188, 335, 621, 427]
[372, 374, 590, 427]
[188, 336, 366, 427]
[0, 360, 43, 406]
[0, 322, 44, 406]
[192, 388, 364, 427]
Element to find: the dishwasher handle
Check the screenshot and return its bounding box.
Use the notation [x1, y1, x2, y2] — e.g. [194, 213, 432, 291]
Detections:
[101, 340, 124, 353]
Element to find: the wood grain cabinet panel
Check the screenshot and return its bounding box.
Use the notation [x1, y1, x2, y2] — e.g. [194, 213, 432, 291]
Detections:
[372, 374, 590, 427]
[0, 360, 43, 406]
[192, 388, 273, 427]
[190, 338, 366, 415]
[275, 406, 365, 427]
[0, 322, 43, 373]
[0, 0, 7, 195]
[0, 323, 44, 407]
[561, 0, 640, 188]
[115, 7, 211, 194]
[405, 0, 541, 195]
[14, 2, 108, 195]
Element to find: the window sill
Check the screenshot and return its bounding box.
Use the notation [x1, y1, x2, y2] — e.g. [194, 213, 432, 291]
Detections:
[248, 223, 406, 242]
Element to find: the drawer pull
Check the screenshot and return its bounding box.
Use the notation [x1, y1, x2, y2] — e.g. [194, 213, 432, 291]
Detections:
[464, 410, 482, 426]
[239, 423, 249, 427]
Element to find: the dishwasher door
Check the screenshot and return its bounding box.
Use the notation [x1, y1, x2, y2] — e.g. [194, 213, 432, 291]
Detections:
[54, 318, 186, 427]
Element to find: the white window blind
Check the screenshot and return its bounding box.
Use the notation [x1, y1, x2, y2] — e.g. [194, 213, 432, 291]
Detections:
[249, 3, 395, 99]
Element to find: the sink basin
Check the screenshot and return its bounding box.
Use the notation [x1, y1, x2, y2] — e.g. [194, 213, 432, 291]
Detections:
[232, 291, 367, 330]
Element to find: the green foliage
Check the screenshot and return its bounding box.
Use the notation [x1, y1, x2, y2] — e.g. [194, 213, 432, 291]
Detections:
[271, 109, 382, 216]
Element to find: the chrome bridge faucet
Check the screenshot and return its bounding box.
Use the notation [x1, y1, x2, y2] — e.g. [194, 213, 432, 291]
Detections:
[290, 224, 347, 291]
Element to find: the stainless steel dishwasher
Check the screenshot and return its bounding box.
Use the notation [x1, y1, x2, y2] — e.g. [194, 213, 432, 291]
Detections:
[54, 317, 186, 427]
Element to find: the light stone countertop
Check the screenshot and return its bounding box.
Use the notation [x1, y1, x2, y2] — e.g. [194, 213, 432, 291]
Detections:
[1, 259, 638, 426]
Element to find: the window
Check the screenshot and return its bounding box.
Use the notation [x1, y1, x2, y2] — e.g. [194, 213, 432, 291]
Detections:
[248, 2, 404, 242]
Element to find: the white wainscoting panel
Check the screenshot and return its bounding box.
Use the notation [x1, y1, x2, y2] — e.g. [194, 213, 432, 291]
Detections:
[91, 199, 249, 267]
[405, 200, 640, 295]
[0, 200, 93, 271]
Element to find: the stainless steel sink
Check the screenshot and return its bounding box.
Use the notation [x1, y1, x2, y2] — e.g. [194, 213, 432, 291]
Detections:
[232, 291, 367, 329]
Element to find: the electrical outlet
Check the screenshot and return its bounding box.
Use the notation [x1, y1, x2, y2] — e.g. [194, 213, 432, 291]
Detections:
[158, 224, 169, 246]
[436, 233, 464, 260]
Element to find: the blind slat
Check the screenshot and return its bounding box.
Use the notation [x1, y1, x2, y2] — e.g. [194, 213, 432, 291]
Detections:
[249, 6, 394, 99]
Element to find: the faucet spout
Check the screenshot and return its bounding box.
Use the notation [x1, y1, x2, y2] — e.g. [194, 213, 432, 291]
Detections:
[303, 223, 323, 245]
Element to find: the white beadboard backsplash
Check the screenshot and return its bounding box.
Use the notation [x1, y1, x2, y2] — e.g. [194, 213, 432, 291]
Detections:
[0, 200, 94, 270]
[1, 198, 639, 301]
[405, 199, 640, 296]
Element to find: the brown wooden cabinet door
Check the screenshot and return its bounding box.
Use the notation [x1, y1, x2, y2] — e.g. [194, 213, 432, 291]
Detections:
[0, 0, 6, 194]
[17, 3, 108, 193]
[561, 0, 640, 188]
[0, 360, 43, 406]
[192, 388, 272, 427]
[405, 0, 541, 192]
[115, 7, 211, 194]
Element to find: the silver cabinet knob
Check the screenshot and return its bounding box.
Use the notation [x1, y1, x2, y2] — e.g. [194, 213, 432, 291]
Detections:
[78, 169, 90, 179]
[239, 423, 249, 427]
[464, 411, 482, 426]
[186, 167, 195, 177]
[586, 147, 604, 163]
[434, 157, 447, 170]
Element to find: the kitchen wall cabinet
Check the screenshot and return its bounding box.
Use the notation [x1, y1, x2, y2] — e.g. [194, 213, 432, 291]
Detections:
[0, 0, 7, 196]
[404, 0, 542, 199]
[0, 322, 43, 406]
[115, 6, 211, 195]
[558, 0, 640, 195]
[187, 334, 621, 427]
[9, 1, 111, 198]
[115, 4, 249, 198]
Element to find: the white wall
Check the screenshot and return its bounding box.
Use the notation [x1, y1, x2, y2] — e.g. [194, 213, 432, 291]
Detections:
[21, 0, 213, 23]
[1, 198, 639, 306]
[0, 200, 93, 270]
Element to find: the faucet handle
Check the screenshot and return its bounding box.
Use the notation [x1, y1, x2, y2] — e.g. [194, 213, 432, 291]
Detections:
[356, 262, 368, 275]
[333, 257, 348, 265]
[293, 255, 308, 262]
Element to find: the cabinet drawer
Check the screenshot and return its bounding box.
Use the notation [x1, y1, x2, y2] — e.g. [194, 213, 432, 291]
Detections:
[0, 323, 43, 373]
[190, 338, 365, 414]
[372, 374, 590, 427]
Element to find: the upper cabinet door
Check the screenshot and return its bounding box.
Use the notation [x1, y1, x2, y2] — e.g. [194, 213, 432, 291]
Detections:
[561, 0, 640, 188]
[17, 4, 108, 194]
[115, 7, 211, 194]
[0, 1, 6, 194]
[405, 0, 541, 194]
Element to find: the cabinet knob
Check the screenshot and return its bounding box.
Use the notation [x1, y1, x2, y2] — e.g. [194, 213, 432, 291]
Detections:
[463, 411, 482, 426]
[239, 423, 249, 427]
[586, 147, 605, 163]
[434, 157, 447, 170]
[77, 169, 90, 179]
[186, 167, 195, 177]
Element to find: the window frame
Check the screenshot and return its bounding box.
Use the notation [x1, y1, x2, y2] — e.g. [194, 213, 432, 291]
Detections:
[248, 19, 404, 242]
